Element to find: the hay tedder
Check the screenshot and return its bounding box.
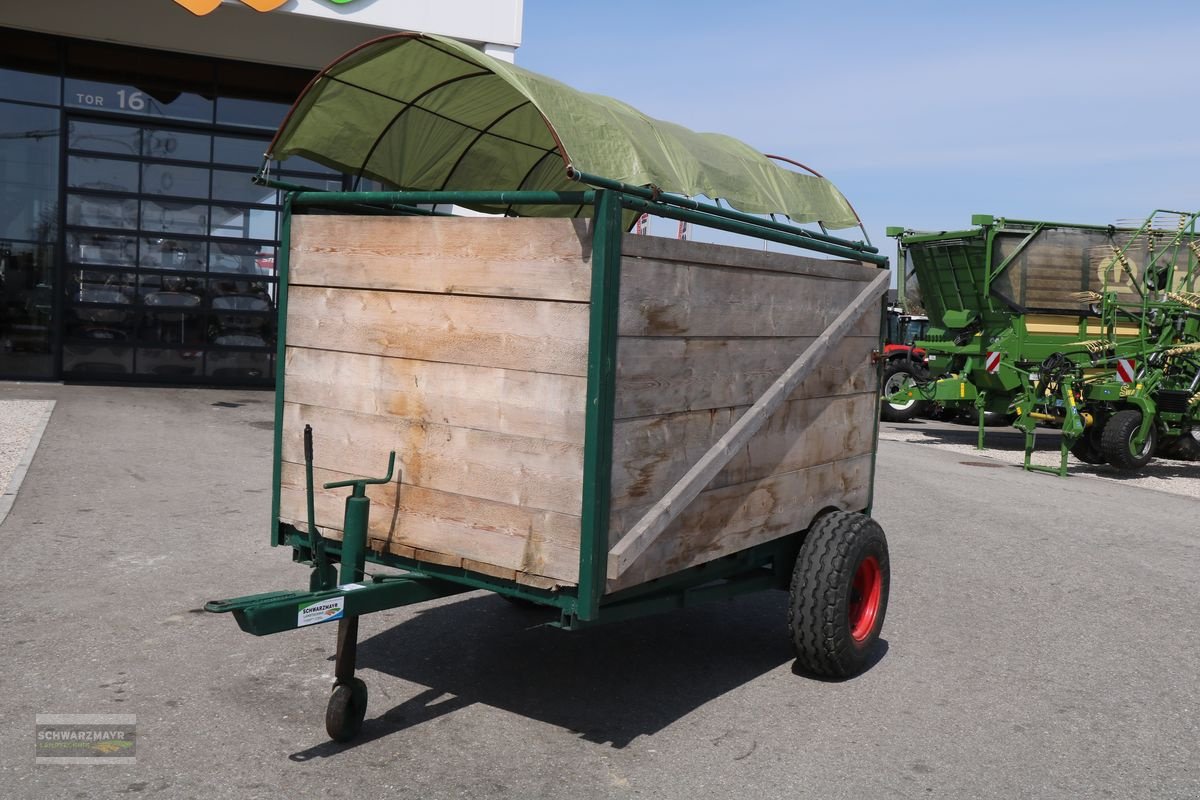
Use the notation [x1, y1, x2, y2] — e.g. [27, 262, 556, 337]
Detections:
[885, 211, 1200, 475]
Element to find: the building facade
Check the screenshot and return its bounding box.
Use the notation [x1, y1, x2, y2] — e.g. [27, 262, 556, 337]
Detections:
[0, 0, 522, 384]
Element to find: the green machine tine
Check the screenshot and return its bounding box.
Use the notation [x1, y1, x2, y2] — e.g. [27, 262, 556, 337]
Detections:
[576, 188, 623, 622]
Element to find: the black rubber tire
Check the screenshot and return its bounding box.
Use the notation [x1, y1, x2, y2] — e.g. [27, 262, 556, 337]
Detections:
[1156, 430, 1200, 462]
[880, 361, 926, 423]
[325, 678, 368, 742]
[1100, 409, 1156, 471]
[1069, 422, 1106, 465]
[788, 511, 890, 678]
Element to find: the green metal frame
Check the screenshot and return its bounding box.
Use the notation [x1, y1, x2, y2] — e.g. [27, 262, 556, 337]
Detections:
[210, 179, 888, 635]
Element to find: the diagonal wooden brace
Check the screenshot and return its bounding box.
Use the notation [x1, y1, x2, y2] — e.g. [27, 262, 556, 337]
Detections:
[606, 269, 889, 580]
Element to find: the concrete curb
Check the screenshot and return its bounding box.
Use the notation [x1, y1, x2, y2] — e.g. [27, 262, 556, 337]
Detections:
[0, 400, 56, 528]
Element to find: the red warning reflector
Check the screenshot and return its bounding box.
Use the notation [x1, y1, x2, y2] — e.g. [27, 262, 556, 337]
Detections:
[984, 351, 1001, 374]
[1116, 358, 1137, 383]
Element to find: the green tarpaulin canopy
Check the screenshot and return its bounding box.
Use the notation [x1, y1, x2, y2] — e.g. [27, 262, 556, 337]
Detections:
[268, 32, 860, 228]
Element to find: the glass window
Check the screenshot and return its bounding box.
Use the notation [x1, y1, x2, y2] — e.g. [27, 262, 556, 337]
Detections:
[67, 194, 138, 230]
[143, 129, 211, 162]
[216, 97, 290, 130]
[213, 136, 270, 169]
[63, 344, 133, 375]
[137, 348, 204, 377]
[67, 231, 138, 267]
[211, 169, 274, 205]
[206, 350, 270, 380]
[141, 200, 209, 236]
[69, 120, 140, 156]
[210, 207, 275, 240]
[142, 163, 209, 199]
[0, 241, 57, 378]
[66, 269, 138, 305]
[138, 310, 204, 346]
[0, 102, 61, 242]
[68, 156, 139, 194]
[65, 301, 136, 342]
[209, 241, 271, 275]
[0, 29, 61, 106]
[139, 236, 206, 271]
[66, 43, 214, 124]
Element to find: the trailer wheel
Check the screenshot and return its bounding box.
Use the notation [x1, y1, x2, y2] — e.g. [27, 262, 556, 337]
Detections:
[1100, 409, 1156, 471]
[1069, 422, 1106, 465]
[325, 678, 368, 742]
[788, 511, 889, 678]
[880, 362, 926, 422]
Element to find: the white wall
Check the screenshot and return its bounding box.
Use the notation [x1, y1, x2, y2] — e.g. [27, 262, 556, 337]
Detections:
[1, 0, 522, 70]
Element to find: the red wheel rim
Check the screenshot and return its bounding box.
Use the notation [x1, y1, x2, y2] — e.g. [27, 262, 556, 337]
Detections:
[848, 555, 882, 643]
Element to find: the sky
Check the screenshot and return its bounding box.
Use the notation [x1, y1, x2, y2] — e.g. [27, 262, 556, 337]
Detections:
[515, 0, 1199, 261]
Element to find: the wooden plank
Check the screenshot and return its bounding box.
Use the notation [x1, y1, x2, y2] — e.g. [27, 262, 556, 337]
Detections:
[291, 216, 593, 302]
[615, 334, 877, 419]
[284, 347, 587, 445]
[279, 462, 580, 584]
[618, 257, 877, 337]
[607, 454, 874, 591]
[286, 286, 590, 376]
[606, 269, 888, 579]
[280, 403, 584, 516]
[620, 231, 879, 282]
[610, 391, 877, 512]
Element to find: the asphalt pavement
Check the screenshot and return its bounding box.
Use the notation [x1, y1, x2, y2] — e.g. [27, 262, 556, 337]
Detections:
[0, 383, 1197, 799]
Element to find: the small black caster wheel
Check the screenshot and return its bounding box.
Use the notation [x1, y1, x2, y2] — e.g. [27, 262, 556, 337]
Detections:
[325, 677, 368, 742]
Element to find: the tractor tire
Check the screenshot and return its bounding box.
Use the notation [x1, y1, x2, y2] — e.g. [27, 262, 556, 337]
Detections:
[1100, 409, 1156, 471]
[880, 361, 926, 423]
[788, 511, 889, 679]
[1069, 422, 1106, 465]
[1156, 430, 1200, 462]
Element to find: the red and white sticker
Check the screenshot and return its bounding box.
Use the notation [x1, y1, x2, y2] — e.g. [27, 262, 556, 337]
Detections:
[1116, 358, 1137, 383]
[984, 351, 1002, 374]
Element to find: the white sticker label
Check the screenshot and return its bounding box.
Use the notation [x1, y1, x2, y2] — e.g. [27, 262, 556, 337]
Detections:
[297, 596, 345, 627]
[337, 583, 367, 592]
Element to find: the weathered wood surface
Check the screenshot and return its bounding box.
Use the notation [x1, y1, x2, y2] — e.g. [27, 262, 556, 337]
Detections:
[278, 463, 581, 584]
[291, 215, 593, 301]
[281, 216, 591, 587]
[611, 391, 877, 513]
[281, 403, 584, 516]
[606, 269, 888, 579]
[285, 347, 587, 445]
[615, 335, 876, 419]
[609, 454, 875, 591]
[287, 286, 590, 376]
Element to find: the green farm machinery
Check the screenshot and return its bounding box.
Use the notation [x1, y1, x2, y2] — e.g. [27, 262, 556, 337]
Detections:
[885, 211, 1200, 475]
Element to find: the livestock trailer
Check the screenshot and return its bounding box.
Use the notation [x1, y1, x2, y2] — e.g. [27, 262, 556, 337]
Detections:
[206, 32, 893, 741]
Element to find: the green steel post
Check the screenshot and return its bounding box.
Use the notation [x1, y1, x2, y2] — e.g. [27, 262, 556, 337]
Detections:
[577, 189, 623, 622]
[271, 195, 294, 546]
[339, 497, 369, 585]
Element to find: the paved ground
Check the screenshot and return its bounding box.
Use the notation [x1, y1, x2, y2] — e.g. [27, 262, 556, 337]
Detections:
[0, 383, 1197, 799]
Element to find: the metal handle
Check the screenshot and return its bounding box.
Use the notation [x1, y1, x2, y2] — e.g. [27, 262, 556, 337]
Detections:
[323, 452, 397, 496]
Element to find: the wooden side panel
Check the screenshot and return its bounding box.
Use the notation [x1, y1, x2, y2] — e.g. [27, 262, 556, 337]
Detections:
[608, 455, 874, 591]
[291, 215, 593, 301]
[286, 286, 590, 376]
[608, 233, 881, 588]
[278, 464, 581, 584]
[281, 216, 590, 587]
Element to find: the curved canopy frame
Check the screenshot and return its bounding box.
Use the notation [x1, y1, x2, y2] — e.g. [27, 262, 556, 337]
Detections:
[267, 33, 861, 228]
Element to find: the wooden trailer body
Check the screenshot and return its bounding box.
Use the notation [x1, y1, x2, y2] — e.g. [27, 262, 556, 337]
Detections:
[275, 212, 885, 598]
